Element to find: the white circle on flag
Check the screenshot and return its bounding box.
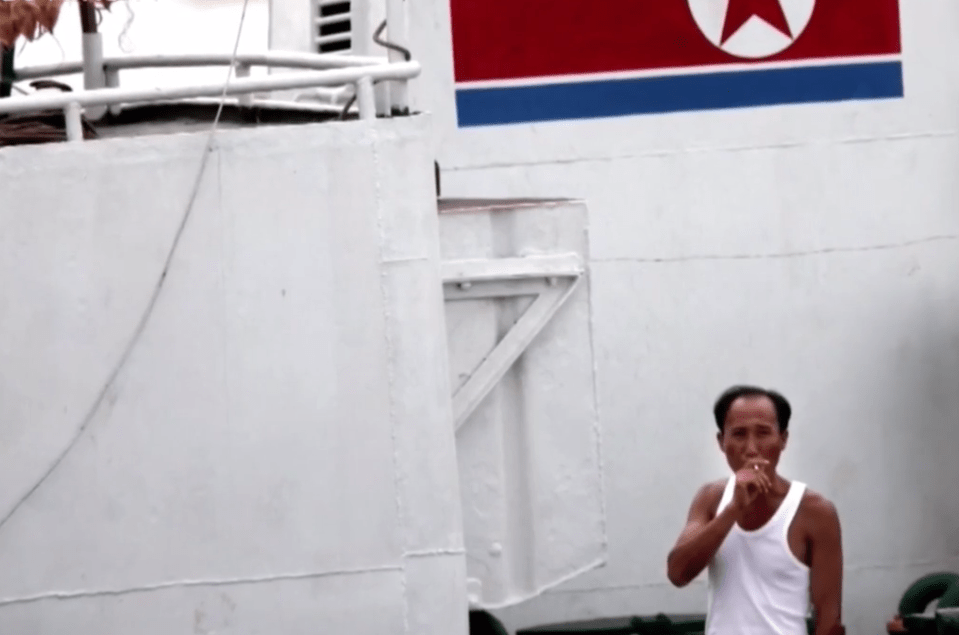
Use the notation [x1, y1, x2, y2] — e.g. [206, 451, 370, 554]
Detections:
[687, 0, 816, 59]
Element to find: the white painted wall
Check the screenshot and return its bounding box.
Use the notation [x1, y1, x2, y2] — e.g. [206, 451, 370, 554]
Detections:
[8, 1, 959, 633]
[410, 2, 959, 634]
[0, 115, 467, 635]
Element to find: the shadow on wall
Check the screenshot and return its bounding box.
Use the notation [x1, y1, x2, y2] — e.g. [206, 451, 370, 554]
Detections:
[878, 288, 959, 560]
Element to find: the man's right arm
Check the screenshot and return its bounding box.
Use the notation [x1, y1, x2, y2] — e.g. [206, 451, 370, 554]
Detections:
[666, 482, 739, 587]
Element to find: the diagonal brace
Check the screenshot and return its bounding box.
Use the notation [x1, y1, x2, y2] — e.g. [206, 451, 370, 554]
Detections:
[440, 254, 583, 431]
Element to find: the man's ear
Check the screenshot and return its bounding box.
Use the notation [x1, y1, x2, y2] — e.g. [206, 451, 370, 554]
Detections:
[716, 430, 724, 451]
[780, 429, 789, 449]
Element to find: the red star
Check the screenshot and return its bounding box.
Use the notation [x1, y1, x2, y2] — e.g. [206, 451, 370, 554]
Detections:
[721, 0, 793, 44]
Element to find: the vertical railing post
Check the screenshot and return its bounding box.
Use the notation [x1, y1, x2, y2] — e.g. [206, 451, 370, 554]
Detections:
[374, 82, 391, 117]
[356, 75, 375, 120]
[105, 66, 122, 115]
[79, 1, 107, 120]
[64, 102, 84, 142]
[235, 63, 253, 106]
[385, 0, 409, 115]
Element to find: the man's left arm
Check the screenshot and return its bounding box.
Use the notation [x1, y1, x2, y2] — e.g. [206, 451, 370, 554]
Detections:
[809, 496, 844, 635]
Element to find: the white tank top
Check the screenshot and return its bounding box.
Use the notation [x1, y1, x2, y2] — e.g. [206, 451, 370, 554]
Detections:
[706, 475, 810, 635]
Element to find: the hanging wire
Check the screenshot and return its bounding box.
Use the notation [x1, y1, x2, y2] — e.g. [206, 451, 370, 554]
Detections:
[0, 0, 253, 532]
[340, 19, 409, 119]
[117, 0, 135, 53]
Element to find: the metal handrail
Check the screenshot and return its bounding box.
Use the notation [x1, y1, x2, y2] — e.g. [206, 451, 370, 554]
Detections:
[0, 60, 421, 140]
[0, 62, 417, 112]
[13, 51, 389, 81]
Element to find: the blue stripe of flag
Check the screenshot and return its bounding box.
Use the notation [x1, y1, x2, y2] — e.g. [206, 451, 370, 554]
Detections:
[455, 61, 903, 127]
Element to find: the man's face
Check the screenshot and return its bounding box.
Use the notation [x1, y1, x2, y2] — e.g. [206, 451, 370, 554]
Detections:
[717, 395, 788, 473]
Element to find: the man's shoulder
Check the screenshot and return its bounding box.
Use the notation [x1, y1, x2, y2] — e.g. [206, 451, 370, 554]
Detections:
[798, 487, 839, 515]
[797, 486, 841, 531]
[696, 478, 729, 499]
[694, 478, 729, 517]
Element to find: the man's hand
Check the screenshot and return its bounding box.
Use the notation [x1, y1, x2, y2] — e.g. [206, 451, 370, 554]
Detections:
[732, 458, 772, 512]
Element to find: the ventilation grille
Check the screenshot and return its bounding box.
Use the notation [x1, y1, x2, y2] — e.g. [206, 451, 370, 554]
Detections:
[313, 0, 352, 53]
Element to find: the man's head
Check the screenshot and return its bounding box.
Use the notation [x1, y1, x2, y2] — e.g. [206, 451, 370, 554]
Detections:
[713, 385, 791, 473]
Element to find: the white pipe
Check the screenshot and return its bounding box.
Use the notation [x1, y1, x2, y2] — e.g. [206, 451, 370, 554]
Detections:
[14, 52, 389, 81]
[234, 63, 253, 107]
[357, 76, 375, 120]
[241, 98, 344, 114]
[294, 85, 353, 105]
[146, 96, 346, 115]
[104, 67, 121, 116]
[385, 0, 410, 113]
[374, 82, 391, 117]
[81, 33, 106, 89]
[63, 102, 83, 141]
[107, 52, 386, 70]
[82, 32, 107, 120]
[104, 68, 120, 88]
[0, 62, 420, 115]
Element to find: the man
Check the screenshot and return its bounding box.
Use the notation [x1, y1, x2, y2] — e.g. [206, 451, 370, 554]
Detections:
[666, 386, 844, 635]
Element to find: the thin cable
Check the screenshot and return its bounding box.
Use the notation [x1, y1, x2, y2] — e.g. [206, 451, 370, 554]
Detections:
[117, 0, 136, 53]
[0, 0, 252, 533]
[342, 20, 404, 120]
[373, 20, 411, 61]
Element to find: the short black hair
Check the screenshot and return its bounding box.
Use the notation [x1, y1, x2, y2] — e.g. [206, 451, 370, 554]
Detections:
[713, 385, 791, 433]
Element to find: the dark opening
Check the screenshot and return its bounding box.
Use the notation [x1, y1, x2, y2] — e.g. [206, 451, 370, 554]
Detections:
[320, 19, 351, 36]
[318, 37, 351, 53]
[319, 1, 350, 17]
[317, 1, 351, 52]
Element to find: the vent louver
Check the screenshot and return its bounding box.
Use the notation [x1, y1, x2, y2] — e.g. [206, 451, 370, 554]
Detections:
[313, 0, 352, 53]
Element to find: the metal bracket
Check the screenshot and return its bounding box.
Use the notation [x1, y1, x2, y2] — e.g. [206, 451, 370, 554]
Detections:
[441, 254, 584, 431]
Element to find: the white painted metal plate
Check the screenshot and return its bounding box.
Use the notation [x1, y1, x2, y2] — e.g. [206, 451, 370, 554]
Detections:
[438, 200, 606, 609]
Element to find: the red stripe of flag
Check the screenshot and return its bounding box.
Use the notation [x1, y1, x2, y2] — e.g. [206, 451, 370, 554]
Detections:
[451, 0, 902, 83]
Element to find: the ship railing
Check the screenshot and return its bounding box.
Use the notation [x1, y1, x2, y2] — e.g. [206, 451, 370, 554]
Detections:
[1, 51, 419, 141]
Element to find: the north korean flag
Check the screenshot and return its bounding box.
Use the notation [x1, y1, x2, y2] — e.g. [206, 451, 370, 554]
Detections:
[451, 0, 903, 127]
